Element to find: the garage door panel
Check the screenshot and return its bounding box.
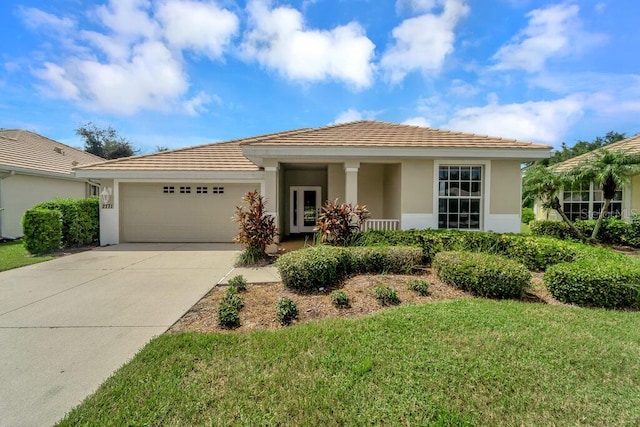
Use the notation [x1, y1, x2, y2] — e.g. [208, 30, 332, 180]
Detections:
[120, 183, 257, 242]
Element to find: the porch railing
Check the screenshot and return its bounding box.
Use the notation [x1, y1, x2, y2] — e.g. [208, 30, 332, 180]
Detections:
[361, 219, 400, 231]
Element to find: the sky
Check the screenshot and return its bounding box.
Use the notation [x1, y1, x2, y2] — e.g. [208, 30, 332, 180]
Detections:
[1, 0, 639, 154]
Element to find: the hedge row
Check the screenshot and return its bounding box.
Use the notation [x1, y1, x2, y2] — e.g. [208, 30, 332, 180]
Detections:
[355, 229, 577, 271]
[22, 209, 63, 255]
[276, 245, 422, 292]
[433, 251, 531, 299]
[530, 217, 640, 247]
[22, 197, 99, 254]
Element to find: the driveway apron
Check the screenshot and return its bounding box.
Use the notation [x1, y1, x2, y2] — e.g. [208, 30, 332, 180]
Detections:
[0, 243, 238, 426]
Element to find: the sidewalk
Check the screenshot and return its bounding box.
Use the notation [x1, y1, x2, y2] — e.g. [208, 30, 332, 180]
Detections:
[217, 265, 281, 285]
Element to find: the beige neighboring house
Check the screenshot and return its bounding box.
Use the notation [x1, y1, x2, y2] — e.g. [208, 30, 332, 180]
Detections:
[534, 133, 640, 222]
[0, 130, 104, 239]
[74, 121, 551, 246]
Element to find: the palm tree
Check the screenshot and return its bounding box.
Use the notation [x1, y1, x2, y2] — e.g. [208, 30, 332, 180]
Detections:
[571, 149, 640, 241]
[522, 163, 585, 240]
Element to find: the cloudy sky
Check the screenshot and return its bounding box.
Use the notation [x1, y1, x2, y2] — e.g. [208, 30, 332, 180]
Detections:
[1, 0, 639, 153]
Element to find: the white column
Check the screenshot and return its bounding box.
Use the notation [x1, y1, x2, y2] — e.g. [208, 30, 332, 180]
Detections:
[344, 161, 360, 205]
[99, 179, 119, 245]
[263, 163, 280, 249]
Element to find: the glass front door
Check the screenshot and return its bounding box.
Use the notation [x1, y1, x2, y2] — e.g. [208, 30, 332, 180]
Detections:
[290, 186, 321, 233]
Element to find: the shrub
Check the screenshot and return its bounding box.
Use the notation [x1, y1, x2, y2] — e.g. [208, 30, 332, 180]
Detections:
[222, 288, 244, 311]
[521, 207, 535, 224]
[433, 251, 531, 299]
[276, 245, 349, 292]
[276, 297, 298, 325]
[408, 279, 430, 296]
[217, 303, 240, 329]
[529, 220, 575, 240]
[503, 236, 577, 271]
[372, 285, 400, 306]
[544, 260, 640, 309]
[233, 191, 277, 263]
[22, 208, 62, 254]
[315, 199, 370, 246]
[32, 197, 99, 248]
[348, 246, 422, 274]
[330, 290, 350, 308]
[228, 275, 248, 292]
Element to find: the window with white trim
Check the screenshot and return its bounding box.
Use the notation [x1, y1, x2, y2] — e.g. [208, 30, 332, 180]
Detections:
[562, 182, 622, 221]
[438, 165, 482, 230]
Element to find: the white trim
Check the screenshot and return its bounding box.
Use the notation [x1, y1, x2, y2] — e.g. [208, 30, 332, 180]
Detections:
[401, 213, 436, 230]
[289, 186, 322, 233]
[344, 167, 359, 173]
[623, 184, 632, 220]
[100, 180, 119, 246]
[484, 214, 521, 233]
[74, 170, 265, 180]
[264, 166, 278, 172]
[101, 177, 263, 184]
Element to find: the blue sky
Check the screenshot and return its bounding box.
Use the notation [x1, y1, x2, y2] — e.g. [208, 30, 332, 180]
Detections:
[1, 0, 639, 153]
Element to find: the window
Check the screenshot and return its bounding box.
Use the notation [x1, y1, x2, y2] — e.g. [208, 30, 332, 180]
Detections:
[438, 165, 482, 230]
[212, 186, 224, 194]
[179, 186, 191, 194]
[196, 186, 208, 194]
[562, 182, 622, 221]
[163, 186, 175, 194]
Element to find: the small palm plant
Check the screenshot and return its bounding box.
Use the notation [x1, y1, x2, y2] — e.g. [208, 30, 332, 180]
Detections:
[233, 191, 277, 265]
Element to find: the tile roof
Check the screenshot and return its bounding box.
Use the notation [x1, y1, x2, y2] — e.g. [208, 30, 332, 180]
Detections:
[0, 129, 104, 176]
[553, 134, 640, 172]
[76, 120, 551, 172]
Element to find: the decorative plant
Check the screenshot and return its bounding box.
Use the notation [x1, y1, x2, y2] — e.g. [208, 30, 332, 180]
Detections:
[315, 199, 370, 246]
[276, 297, 298, 325]
[233, 191, 278, 264]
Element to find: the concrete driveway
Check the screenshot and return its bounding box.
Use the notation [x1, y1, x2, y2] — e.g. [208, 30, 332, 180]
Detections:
[0, 243, 238, 427]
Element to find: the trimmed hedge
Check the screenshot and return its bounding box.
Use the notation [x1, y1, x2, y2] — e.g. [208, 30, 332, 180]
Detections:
[354, 229, 577, 270]
[34, 197, 99, 247]
[276, 245, 421, 292]
[22, 208, 62, 254]
[531, 217, 640, 247]
[544, 259, 640, 309]
[433, 251, 531, 299]
[529, 220, 575, 240]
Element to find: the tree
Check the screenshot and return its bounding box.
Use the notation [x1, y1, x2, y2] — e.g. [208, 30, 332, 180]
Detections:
[76, 122, 137, 159]
[545, 131, 626, 166]
[522, 164, 585, 240]
[570, 150, 640, 241]
[155, 145, 169, 152]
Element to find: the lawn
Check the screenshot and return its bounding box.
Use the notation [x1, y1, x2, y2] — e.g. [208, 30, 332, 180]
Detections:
[58, 299, 640, 426]
[0, 240, 52, 271]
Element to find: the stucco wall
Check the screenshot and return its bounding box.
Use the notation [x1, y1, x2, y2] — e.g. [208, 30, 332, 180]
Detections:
[0, 174, 87, 238]
[383, 164, 401, 220]
[489, 160, 522, 215]
[327, 164, 345, 203]
[358, 164, 384, 218]
[401, 159, 433, 214]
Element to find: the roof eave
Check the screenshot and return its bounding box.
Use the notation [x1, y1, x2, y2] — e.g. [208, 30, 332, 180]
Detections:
[0, 165, 86, 180]
[74, 169, 265, 180]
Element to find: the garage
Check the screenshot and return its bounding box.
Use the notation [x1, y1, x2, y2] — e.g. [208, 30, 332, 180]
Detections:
[120, 182, 258, 242]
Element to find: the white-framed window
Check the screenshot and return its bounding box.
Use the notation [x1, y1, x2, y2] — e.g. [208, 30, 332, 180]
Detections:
[562, 182, 622, 221]
[163, 186, 175, 194]
[438, 165, 482, 230]
[212, 186, 224, 194]
[180, 186, 191, 194]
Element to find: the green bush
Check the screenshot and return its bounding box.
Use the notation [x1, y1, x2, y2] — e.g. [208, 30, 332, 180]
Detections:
[521, 207, 535, 224]
[217, 303, 240, 329]
[228, 275, 248, 292]
[408, 279, 430, 296]
[330, 290, 350, 308]
[22, 208, 63, 254]
[372, 285, 400, 306]
[503, 236, 577, 271]
[348, 246, 422, 274]
[276, 297, 298, 325]
[34, 197, 99, 247]
[222, 288, 244, 311]
[276, 246, 349, 292]
[529, 220, 575, 240]
[544, 260, 640, 309]
[433, 251, 531, 299]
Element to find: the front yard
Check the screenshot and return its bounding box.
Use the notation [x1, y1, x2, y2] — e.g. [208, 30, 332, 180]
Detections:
[59, 298, 640, 426]
[0, 240, 52, 272]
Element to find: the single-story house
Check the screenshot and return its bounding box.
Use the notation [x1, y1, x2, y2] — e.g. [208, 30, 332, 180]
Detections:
[0, 130, 103, 239]
[534, 133, 640, 221]
[74, 121, 551, 245]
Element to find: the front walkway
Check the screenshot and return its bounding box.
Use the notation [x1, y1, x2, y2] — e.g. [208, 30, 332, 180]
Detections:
[0, 243, 238, 427]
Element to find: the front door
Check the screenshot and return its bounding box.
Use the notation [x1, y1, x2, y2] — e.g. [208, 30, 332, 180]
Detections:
[290, 186, 322, 233]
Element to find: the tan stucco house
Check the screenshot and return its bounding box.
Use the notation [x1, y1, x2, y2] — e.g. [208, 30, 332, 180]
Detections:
[0, 130, 103, 239]
[534, 133, 640, 222]
[74, 121, 551, 246]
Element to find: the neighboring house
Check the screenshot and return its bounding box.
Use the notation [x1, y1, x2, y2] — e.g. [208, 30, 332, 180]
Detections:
[74, 121, 551, 246]
[0, 130, 104, 239]
[534, 134, 640, 222]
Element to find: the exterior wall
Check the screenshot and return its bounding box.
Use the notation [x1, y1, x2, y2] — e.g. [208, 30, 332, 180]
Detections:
[99, 179, 119, 245]
[631, 174, 640, 216]
[383, 164, 401, 220]
[400, 159, 435, 229]
[358, 164, 384, 218]
[485, 160, 521, 232]
[0, 174, 87, 239]
[327, 164, 345, 203]
[282, 168, 327, 235]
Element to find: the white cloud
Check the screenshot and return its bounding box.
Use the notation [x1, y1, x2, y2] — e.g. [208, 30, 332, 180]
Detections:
[449, 79, 479, 97]
[492, 3, 607, 72]
[156, 0, 239, 59]
[445, 95, 585, 144]
[183, 91, 216, 116]
[396, 0, 438, 14]
[18, 7, 75, 32]
[381, 0, 469, 83]
[333, 108, 379, 124]
[403, 117, 431, 127]
[94, 0, 159, 40]
[34, 63, 80, 99]
[242, 0, 375, 89]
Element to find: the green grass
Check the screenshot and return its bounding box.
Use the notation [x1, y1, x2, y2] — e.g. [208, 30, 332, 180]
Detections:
[0, 241, 52, 271]
[58, 299, 640, 426]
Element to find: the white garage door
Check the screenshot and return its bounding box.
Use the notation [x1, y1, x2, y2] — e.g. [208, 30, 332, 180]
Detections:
[120, 183, 258, 242]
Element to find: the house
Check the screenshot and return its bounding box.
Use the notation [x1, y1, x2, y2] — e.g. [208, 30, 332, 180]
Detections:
[534, 133, 640, 221]
[74, 121, 551, 246]
[0, 130, 104, 239]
